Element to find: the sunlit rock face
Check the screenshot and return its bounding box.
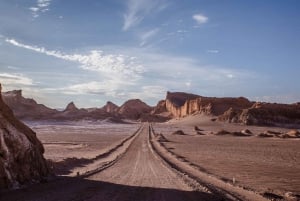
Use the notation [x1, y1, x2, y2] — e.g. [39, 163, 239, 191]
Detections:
[165, 91, 252, 118]
[220, 102, 300, 126]
[0, 84, 49, 189]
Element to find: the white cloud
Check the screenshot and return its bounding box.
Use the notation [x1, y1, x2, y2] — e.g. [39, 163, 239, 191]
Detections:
[29, 0, 52, 18]
[193, 14, 208, 25]
[128, 85, 167, 102]
[0, 73, 33, 86]
[123, 0, 168, 31]
[5, 38, 144, 80]
[62, 79, 136, 95]
[139, 28, 159, 46]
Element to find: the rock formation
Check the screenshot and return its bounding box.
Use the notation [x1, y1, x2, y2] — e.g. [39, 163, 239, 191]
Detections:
[102, 101, 119, 114]
[219, 102, 300, 127]
[2, 90, 58, 120]
[63, 102, 79, 112]
[118, 99, 152, 120]
[165, 91, 252, 118]
[0, 84, 49, 189]
[2, 88, 300, 126]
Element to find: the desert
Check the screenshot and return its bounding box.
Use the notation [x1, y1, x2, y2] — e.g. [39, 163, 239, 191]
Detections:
[1, 85, 300, 201]
[1, 1, 300, 201]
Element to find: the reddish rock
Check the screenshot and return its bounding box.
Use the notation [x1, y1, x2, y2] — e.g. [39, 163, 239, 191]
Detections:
[2, 90, 58, 120]
[102, 101, 119, 114]
[165, 91, 252, 118]
[118, 99, 152, 120]
[0, 84, 49, 189]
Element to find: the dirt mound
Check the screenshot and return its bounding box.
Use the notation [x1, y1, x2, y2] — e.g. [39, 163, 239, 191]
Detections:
[0, 84, 49, 188]
[241, 129, 252, 135]
[172, 130, 186, 135]
[215, 129, 231, 135]
[215, 129, 251, 137]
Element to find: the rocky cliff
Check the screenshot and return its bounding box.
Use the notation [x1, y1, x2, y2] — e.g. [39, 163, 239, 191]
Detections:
[0, 84, 49, 189]
[219, 102, 300, 127]
[165, 91, 252, 118]
[2, 90, 58, 120]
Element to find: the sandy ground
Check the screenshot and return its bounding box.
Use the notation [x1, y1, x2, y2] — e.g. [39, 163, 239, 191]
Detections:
[30, 122, 139, 175]
[154, 115, 300, 199]
[1, 124, 221, 201]
[1, 119, 299, 200]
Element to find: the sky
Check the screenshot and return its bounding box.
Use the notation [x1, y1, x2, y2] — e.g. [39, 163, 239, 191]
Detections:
[0, 0, 299, 108]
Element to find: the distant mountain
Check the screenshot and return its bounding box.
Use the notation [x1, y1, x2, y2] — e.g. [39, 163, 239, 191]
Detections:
[118, 99, 152, 120]
[2, 88, 300, 126]
[64, 101, 79, 112]
[102, 101, 119, 114]
[2, 90, 58, 120]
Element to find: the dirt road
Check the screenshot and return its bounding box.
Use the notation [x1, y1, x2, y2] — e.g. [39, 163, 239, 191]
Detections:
[1, 124, 221, 201]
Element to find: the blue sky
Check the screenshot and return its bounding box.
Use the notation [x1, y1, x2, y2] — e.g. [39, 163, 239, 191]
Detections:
[0, 0, 299, 108]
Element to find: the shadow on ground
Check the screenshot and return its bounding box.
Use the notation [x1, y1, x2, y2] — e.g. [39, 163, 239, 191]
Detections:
[1, 176, 227, 201]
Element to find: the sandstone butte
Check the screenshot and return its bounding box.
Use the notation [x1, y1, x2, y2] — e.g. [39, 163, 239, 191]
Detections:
[0, 84, 49, 189]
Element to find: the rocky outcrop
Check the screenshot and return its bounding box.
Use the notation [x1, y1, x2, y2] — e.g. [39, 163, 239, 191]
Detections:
[102, 101, 119, 114]
[2, 90, 58, 120]
[118, 99, 152, 120]
[151, 100, 168, 114]
[0, 84, 49, 189]
[165, 91, 252, 118]
[63, 102, 78, 112]
[219, 102, 300, 127]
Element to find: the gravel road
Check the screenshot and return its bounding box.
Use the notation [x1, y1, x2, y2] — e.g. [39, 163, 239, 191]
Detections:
[1, 124, 221, 201]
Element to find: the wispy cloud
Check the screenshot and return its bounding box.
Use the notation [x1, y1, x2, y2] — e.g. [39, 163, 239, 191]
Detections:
[0, 73, 33, 86]
[139, 28, 159, 46]
[193, 13, 208, 25]
[128, 85, 167, 102]
[29, 0, 52, 18]
[207, 49, 219, 54]
[123, 0, 168, 31]
[5, 38, 144, 80]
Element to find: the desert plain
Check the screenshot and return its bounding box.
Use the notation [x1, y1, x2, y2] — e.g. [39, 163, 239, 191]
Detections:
[1, 116, 299, 201]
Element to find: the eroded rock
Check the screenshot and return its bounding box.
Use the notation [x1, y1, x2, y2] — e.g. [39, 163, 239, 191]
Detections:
[0, 84, 49, 189]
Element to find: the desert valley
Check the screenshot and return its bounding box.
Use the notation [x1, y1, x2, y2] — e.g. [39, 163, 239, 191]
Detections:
[0, 84, 299, 201]
[1, 1, 299, 201]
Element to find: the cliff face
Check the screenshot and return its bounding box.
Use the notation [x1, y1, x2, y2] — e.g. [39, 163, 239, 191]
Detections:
[218, 102, 300, 127]
[165, 92, 252, 118]
[2, 90, 58, 120]
[0, 84, 49, 189]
